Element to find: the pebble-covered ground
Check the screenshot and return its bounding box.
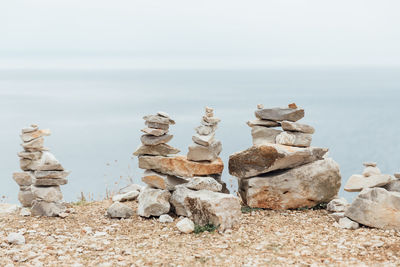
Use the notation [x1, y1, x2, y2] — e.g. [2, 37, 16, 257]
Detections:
[1, 200, 400, 266]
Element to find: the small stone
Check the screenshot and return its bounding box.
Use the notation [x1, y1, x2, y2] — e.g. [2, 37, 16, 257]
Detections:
[145, 121, 169, 130]
[327, 198, 349, 212]
[142, 170, 187, 191]
[0, 203, 19, 214]
[281, 121, 315, 134]
[251, 126, 281, 145]
[329, 212, 345, 222]
[246, 119, 280, 127]
[140, 134, 173, 146]
[119, 184, 143, 193]
[159, 214, 174, 223]
[20, 129, 51, 142]
[288, 103, 298, 109]
[157, 111, 170, 118]
[362, 166, 381, 177]
[19, 208, 31, 216]
[31, 185, 63, 202]
[202, 116, 221, 125]
[185, 177, 222, 192]
[394, 173, 400, 179]
[338, 217, 359, 230]
[32, 178, 68, 186]
[192, 133, 215, 147]
[363, 162, 377, 167]
[18, 189, 34, 207]
[344, 174, 394, 192]
[143, 114, 175, 125]
[58, 212, 68, 218]
[7, 233, 25, 245]
[257, 104, 264, 109]
[195, 125, 216, 136]
[133, 143, 180, 156]
[13, 172, 33, 186]
[112, 190, 140, 202]
[187, 141, 222, 162]
[34, 170, 70, 179]
[275, 131, 312, 147]
[382, 180, 400, 192]
[21, 137, 45, 151]
[31, 201, 65, 216]
[255, 107, 305, 122]
[137, 187, 171, 217]
[176, 218, 194, 234]
[22, 124, 38, 133]
[141, 127, 168, 136]
[18, 151, 42, 160]
[107, 202, 134, 219]
[20, 151, 64, 171]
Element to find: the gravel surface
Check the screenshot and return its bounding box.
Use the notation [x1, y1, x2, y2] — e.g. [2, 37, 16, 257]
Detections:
[1, 200, 399, 266]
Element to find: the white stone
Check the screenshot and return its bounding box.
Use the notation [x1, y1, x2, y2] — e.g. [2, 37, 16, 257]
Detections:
[327, 198, 349, 212]
[107, 202, 134, 219]
[7, 233, 25, 245]
[112, 191, 140, 202]
[0, 203, 19, 215]
[251, 126, 281, 145]
[192, 133, 215, 146]
[185, 177, 222, 192]
[362, 166, 381, 177]
[137, 187, 171, 217]
[119, 184, 143, 194]
[338, 217, 359, 230]
[187, 141, 222, 162]
[19, 208, 31, 216]
[176, 218, 194, 234]
[344, 174, 395, 192]
[329, 212, 345, 222]
[276, 131, 312, 147]
[31, 185, 63, 202]
[159, 214, 174, 223]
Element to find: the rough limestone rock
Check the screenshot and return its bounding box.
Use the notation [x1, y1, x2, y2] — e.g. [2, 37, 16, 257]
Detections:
[31, 185, 63, 202]
[119, 184, 143, 194]
[20, 128, 51, 142]
[141, 127, 168, 136]
[18, 189, 35, 207]
[145, 121, 169, 130]
[344, 174, 395, 192]
[229, 144, 328, 178]
[247, 119, 280, 127]
[280, 121, 315, 134]
[20, 151, 64, 171]
[31, 201, 66, 217]
[192, 133, 215, 146]
[338, 217, 359, 230]
[12, 172, 33, 186]
[140, 134, 173, 146]
[251, 126, 281, 145]
[0, 203, 19, 215]
[133, 144, 180, 156]
[34, 171, 70, 179]
[171, 187, 241, 231]
[345, 188, 400, 230]
[275, 131, 312, 148]
[32, 177, 68, 186]
[362, 166, 381, 177]
[112, 190, 140, 202]
[18, 151, 42, 160]
[142, 170, 187, 190]
[185, 177, 222, 192]
[187, 141, 222, 162]
[329, 212, 345, 222]
[21, 137, 45, 151]
[239, 158, 341, 209]
[137, 187, 171, 217]
[195, 125, 216, 136]
[143, 114, 175, 125]
[176, 218, 194, 234]
[7, 233, 25, 245]
[107, 202, 134, 219]
[382, 180, 400, 192]
[255, 107, 305, 122]
[159, 214, 174, 223]
[327, 198, 349, 212]
[139, 156, 224, 177]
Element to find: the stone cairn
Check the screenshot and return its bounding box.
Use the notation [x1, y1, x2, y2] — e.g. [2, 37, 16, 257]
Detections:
[229, 103, 341, 210]
[130, 109, 241, 232]
[12, 124, 69, 217]
[327, 162, 400, 230]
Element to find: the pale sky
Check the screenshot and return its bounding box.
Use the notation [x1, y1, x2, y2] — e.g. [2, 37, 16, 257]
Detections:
[1, 0, 400, 69]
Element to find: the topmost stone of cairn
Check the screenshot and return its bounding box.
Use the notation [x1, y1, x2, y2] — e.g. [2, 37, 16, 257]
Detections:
[255, 104, 305, 122]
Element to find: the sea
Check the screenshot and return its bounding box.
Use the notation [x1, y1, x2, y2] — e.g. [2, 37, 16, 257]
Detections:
[1, 67, 399, 204]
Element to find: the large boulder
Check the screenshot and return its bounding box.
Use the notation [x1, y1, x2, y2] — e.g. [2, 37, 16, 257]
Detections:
[229, 144, 328, 178]
[238, 158, 341, 209]
[345, 188, 400, 230]
[137, 187, 171, 217]
[139, 155, 224, 177]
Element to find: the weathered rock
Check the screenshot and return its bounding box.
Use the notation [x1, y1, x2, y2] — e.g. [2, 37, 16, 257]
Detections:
[7, 232, 25, 245]
[362, 166, 381, 177]
[195, 125, 216, 136]
[141, 127, 168, 136]
[142, 170, 187, 190]
[251, 126, 281, 145]
[133, 144, 180, 156]
[21, 137, 46, 151]
[275, 131, 312, 147]
[176, 218, 194, 234]
[247, 119, 280, 128]
[192, 133, 215, 147]
[229, 144, 328, 178]
[119, 184, 143, 193]
[394, 173, 400, 179]
[185, 177, 222, 192]
[145, 121, 169, 130]
[112, 190, 140, 202]
[329, 212, 345, 222]
[13, 172, 33, 186]
[18, 151, 42, 160]
[238, 158, 341, 209]
[281, 121, 315, 134]
[31, 185, 63, 202]
[170, 186, 193, 216]
[18, 189, 34, 207]
[338, 217, 359, 230]
[255, 107, 305, 122]
[157, 111, 171, 118]
[137, 187, 171, 217]
[32, 178, 68, 186]
[202, 116, 221, 125]
[327, 198, 349, 212]
[345, 188, 400, 230]
[143, 114, 175, 125]
[363, 162, 377, 167]
[107, 202, 134, 219]
[140, 134, 173, 146]
[139, 156, 224, 177]
[344, 174, 395, 192]
[20, 129, 51, 142]
[31, 201, 65, 217]
[22, 124, 38, 133]
[19, 208, 31, 216]
[34, 170, 70, 179]
[382, 180, 400, 192]
[0, 203, 19, 215]
[159, 214, 174, 223]
[187, 141, 222, 162]
[20, 151, 64, 171]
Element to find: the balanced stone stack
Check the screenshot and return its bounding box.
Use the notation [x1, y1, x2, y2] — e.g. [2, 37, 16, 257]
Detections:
[230, 104, 341, 210]
[134, 111, 241, 231]
[342, 163, 400, 230]
[13, 124, 69, 216]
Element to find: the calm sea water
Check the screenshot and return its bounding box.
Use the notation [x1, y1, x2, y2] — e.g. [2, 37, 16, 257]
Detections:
[1, 68, 399, 204]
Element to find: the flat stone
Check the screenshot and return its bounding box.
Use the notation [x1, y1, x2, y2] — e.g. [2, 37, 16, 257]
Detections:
[141, 127, 168, 136]
[281, 121, 315, 134]
[157, 111, 171, 118]
[22, 124, 38, 133]
[143, 114, 175, 125]
[251, 126, 281, 145]
[18, 189, 34, 207]
[112, 190, 140, 202]
[195, 125, 216, 136]
[247, 119, 280, 127]
[119, 184, 143, 193]
[20, 151, 64, 171]
[20, 129, 51, 142]
[192, 133, 215, 146]
[13, 172, 33, 186]
[238, 158, 341, 209]
[107, 202, 134, 219]
[202, 116, 221, 125]
[275, 131, 312, 147]
[362, 166, 381, 177]
[344, 174, 395, 192]
[7, 233, 25, 245]
[31, 201, 66, 217]
[21, 137, 45, 151]
[363, 162, 377, 167]
[255, 107, 305, 122]
[170, 188, 241, 231]
[137, 187, 171, 217]
[18, 151, 42, 160]
[394, 173, 400, 179]
[32, 178, 68, 186]
[31, 185, 63, 202]
[176, 218, 194, 234]
[139, 155, 224, 177]
[329, 212, 345, 222]
[187, 141, 222, 162]
[19, 208, 31, 216]
[142, 170, 188, 190]
[185, 177, 222, 192]
[133, 143, 180, 156]
[0, 203, 19, 215]
[338, 217, 359, 230]
[229, 144, 328, 178]
[345, 187, 400, 230]
[34, 170, 70, 179]
[145, 121, 169, 130]
[382, 180, 400, 192]
[140, 134, 173, 146]
[159, 214, 174, 223]
[327, 198, 349, 212]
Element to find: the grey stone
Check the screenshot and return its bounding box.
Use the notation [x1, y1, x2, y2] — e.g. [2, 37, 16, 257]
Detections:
[192, 133, 215, 146]
[137, 187, 171, 217]
[159, 214, 174, 223]
[140, 134, 173, 146]
[281, 121, 315, 134]
[362, 166, 381, 177]
[20, 151, 64, 171]
[185, 177, 222, 192]
[31, 185, 63, 202]
[251, 126, 281, 145]
[338, 217, 359, 230]
[187, 141, 222, 162]
[344, 174, 395, 192]
[141, 127, 168, 136]
[133, 143, 180, 156]
[247, 119, 280, 128]
[34, 170, 70, 179]
[176, 218, 194, 233]
[195, 125, 216, 136]
[18, 151, 42, 160]
[363, 162, 377, 167]
[145, 121, 169, 130]
[275, 131, 312, 147]
[345, 188, 400, 230]
[107, 202, 134, 219]
[382, 180, 400, 192]
[7, 233, 25, 245]
[112, 190, 140, 202]
[18, 189, 34, 207]
[142, 170, 187, 191]
[31, 201, 66, 217]
[327, 198, 349, 212]
[143, 114, 175, 125]
[32, 178, 68, 186]
[329, 212, 345, 222]
[170, 186, 193, 217]
[13, 172, 33, 186]
[255, 107, 305, 122]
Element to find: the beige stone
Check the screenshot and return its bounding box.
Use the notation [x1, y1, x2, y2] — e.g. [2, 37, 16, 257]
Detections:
[137, 187, 171, 217]
[20, 129, 51, 142]
[281, 121, 315, 134]
[344, 174, 394, 192]
[13, 172, 33, 186]
[133, 144, 180, 156]
[142, 170, 187, 190]
[187, 141, 222, 162]
[141, 127, 168, 136]
[247, 119, 280, 128]
[275, 131, 312, 147]
[255, 107, 304, 122]
[251, 126, 281, 145]
[140, 134, 173, 146]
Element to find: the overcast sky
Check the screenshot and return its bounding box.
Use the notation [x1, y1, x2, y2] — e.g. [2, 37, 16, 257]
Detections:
[1, 0, 400, 69]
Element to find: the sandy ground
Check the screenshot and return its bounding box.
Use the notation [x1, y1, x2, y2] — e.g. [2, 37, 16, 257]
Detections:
[1, 200, 400, 267]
